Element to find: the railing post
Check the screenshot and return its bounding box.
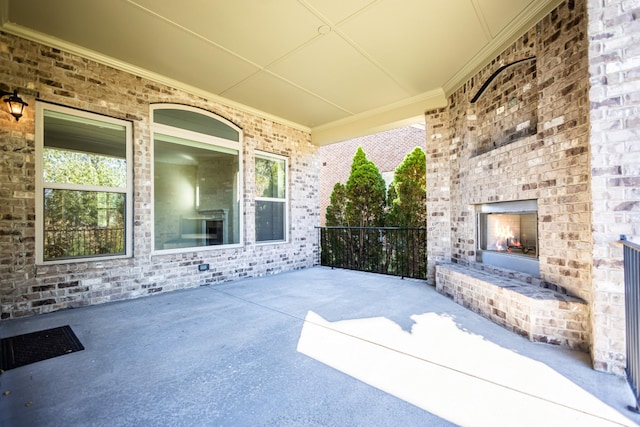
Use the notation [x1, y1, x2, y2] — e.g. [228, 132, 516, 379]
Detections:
[621, 238, 640, 413]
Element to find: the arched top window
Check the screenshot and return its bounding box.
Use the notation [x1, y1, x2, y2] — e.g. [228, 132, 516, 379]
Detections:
[151, 104, 243, 253]
[151, 104, 241, 142]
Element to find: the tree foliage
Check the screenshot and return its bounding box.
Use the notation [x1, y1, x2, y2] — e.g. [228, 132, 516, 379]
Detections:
[344, 147, 387, 227]
[386, 147, 426, 227]
[44, 149, 126, 188]
[325, 147, 386, 226]
[255, 157, 284, 198]
[325, 182, 347, 226]
[43, 148, 126, 259]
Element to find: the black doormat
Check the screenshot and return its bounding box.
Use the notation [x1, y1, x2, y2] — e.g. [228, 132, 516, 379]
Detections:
[1, 325, 84, 371]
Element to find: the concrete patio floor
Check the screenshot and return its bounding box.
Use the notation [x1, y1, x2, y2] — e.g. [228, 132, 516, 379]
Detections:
[1, 266, 639, 427]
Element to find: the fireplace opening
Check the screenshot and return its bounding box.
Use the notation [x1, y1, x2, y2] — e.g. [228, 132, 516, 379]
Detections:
[477, 200, 539, 276]
[481, 213, 537, 257]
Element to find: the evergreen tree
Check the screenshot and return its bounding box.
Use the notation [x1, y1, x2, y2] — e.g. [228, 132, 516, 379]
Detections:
[345, 147, 386, 227]
[323, 147, 386, 272]
[387, 147, 426, 227]
[325, 182, 347, 226]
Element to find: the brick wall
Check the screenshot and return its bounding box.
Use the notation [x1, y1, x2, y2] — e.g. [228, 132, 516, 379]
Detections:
[425, 1, 615, 369]
[425, 109, 451, 283]
[588, 0, 640, 373]
[318, 126, 425, 225]
[0, 32, 319, 319]
[436, 264, 589, 351]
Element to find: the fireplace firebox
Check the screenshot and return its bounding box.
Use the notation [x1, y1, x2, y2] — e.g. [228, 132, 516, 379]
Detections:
[477, 200, 539, 276]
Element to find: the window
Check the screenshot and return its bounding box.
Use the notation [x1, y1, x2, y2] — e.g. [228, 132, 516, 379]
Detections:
[152, 105, 242, 252]
[36, 104, 133, 263]
[255, 152, 287, 243]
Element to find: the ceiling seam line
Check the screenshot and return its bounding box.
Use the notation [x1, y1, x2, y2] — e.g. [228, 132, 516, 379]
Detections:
[296, 0, 414, 94]
[470, 0, 493, 39]
[297, 0, 381, 28]
[128, 0, 354, 115]
[220, 67, 355, 116]
[125, 0, 264, 73]
[331, 28, 414, 94]
[127, 0, 342, 85]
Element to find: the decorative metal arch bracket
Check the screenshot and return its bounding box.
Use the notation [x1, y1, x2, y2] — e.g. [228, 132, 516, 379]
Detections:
[470, 57, 536, 104]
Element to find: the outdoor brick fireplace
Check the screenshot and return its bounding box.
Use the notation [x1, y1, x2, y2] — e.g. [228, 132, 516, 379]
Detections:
[477, 200, 538, 277]
[425, 1, 592, 354]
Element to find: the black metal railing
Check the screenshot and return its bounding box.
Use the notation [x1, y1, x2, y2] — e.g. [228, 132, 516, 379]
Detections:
[44, 226, 125, 260]
[622, 236, 640, 412]
[318, 227, 427, 279]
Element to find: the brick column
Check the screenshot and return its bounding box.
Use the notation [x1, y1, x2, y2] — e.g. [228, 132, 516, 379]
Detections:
[588, 0, 640, 374]
[425, 108, 452, 285]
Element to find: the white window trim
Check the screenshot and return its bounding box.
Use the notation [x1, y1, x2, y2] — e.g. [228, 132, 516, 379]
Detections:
[150, 104, 244, 255]
[35, 102, 133, 265]
[255, 150, 289, 245]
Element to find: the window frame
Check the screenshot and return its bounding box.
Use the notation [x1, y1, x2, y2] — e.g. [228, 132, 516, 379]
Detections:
[35, 102, 134, 264]
[150, 104, 244, 255]
[254, 150, 289, 244]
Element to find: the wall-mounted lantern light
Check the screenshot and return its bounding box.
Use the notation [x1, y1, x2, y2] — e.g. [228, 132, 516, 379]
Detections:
[0, 89, 28, 121]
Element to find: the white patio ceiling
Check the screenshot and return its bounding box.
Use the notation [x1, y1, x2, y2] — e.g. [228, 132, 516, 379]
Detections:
[0, 0, 562, 145]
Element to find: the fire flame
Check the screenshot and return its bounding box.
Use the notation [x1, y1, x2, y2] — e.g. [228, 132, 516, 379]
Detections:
[494, 224, 521, 252]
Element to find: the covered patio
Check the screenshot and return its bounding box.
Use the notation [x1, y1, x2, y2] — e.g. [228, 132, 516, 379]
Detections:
[1, 267, 637, 426]
[0, 0, 638, 378]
